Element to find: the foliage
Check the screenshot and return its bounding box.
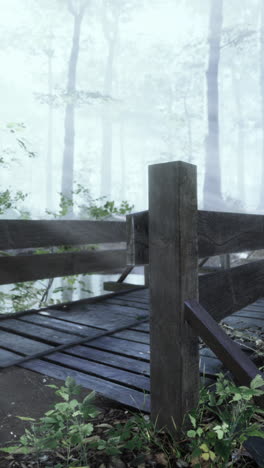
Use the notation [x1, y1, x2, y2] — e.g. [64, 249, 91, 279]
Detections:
[0, 189, 27, 215]
[1, 374, 264, 467]
[185, 373, 264, 467]
[1, 377, 99, 467]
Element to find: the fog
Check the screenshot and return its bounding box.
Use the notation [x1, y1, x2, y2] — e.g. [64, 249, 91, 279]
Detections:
[1, 0, 262, 216]
[0, 0, 263, 310]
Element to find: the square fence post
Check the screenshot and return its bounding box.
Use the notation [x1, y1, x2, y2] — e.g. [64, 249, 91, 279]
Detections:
[149, 161, 199, 434]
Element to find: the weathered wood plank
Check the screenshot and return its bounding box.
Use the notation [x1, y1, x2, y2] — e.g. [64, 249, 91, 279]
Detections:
[0, 319, 83, 344]
[0, 348, 23, 367]
[65, 345, 222, 379]
[103, 298, 149, 310]
[149, 161, 199, 433]
[0, 330, 52, 357]
[127, 210, 264, 264]
[0, 220, 126, 250]
[113, 330, 150, 344]
[0, 249, 127, 285]
[42, 307, 147, 329]
[199, 260, 264, 321]
[45, 352, 150, 391]
[198, 211, 264, 257]
[103, 281, 145, 292]
[20, 359, 150, 411]
[185, 300, 262, 386]
[19, 314, 94, 336]
[85, 336, 150, 360]
[67, 345, 150, 374]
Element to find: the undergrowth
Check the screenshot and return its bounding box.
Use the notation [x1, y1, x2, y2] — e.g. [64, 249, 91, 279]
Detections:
[1, 374, 264, 468]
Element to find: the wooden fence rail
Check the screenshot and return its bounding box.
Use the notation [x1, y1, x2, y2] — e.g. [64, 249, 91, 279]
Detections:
[0, 220, 126, 250]
[0, 249, 127, 285]
[127, 209, 264, 264]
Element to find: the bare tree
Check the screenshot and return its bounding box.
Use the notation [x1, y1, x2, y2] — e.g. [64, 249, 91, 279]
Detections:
[100, 0, 120, 198]
[61, 0, 88, 207]
[259, 0, 264, 210]
[203, 0, 224, 210]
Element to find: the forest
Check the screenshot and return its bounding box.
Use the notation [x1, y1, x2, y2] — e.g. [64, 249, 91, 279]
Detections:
[1, 1, 264, 468]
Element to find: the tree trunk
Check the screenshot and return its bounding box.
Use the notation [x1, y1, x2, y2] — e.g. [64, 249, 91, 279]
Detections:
[100, 8, 119, 198]
[120, 117, 126, 200]
[259, 0, 264, 210]
[46, 50, 54, 211]
[61, 5, 85, 207]
[232, 67, 245, 205]
[203, 0, 223, 210]
[183, 95, 193, 163]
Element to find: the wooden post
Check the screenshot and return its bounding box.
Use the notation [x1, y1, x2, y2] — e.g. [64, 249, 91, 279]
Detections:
[220, 254, 231, 269]
[149, 161, 199, 434]
[144, 265, 149, 286]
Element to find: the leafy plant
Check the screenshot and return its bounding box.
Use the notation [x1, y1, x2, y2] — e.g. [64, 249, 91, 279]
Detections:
[186, 373, 264, 467]
[1, 377, 100, 467]
[1, 374, 263, 468]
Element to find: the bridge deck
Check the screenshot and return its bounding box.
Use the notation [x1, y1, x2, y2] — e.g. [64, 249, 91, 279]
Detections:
[0, 288, 263, 412]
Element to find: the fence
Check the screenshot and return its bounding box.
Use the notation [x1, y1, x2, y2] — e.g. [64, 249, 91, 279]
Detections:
[127, 160, 264, 433]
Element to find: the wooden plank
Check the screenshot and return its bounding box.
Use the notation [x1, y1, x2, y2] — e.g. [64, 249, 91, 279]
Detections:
[85, 336, 150, 360]
[45, 352, 150, 391]
[0, 249, 127, 285]
[0, 285, 145, 320]
[149, 161, 199, 433]
[103, 298, 149, 310]
[0, 319, 82, 344]
[127, 211, 148, 266]
[223, 315, 264, 330]
[199, 260, 264, 321]
[131, 323, 150, 332]
[19, 314, 95, 336]
[127, 210, 264, 264]
[113, 330, 150, 344]
[117, 266, 134, 283]
[103, 282, 145, 292]
[42, 307, 147, 329]
[20, 359, 150, 412]
[67, 345, 150, 375]
[69, 302, 148, 317]
[233, 310, 264, 321]
[66, 345, 222, 379]
[185, 300, 262, 386]
[0, 219, 126, 250]
[0, 330, 52, 357]
[198, 211, 264, 257]
[0, 348, 23, 367]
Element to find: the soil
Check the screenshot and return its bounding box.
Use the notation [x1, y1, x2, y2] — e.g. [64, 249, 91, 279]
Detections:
[0, 366, 124, 467]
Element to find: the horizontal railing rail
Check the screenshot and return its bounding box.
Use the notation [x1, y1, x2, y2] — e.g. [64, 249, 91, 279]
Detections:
[127, 209, 264, 264]
[184, 300, 262, 387]
[0, 219, 126, 251]
[0, 249, 127, 285]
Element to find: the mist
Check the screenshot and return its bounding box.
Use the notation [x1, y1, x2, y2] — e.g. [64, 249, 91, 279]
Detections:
[0, 0, 263, 310]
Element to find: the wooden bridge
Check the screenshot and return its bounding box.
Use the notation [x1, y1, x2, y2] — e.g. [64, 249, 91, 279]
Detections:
[0, 161, 264, 438]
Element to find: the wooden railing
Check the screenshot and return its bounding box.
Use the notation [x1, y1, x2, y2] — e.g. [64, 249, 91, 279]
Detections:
[127, 161, 264, 434]
[0, 219, 127, 285]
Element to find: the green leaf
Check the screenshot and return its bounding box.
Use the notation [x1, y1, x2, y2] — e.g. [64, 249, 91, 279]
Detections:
[17, 416, 36, 421]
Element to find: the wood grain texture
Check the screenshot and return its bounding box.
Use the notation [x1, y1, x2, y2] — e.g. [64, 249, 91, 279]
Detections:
[127, 210, 264, 264]
[20, 359, 150, 411]
[149, 161, 199, 433]
[199, 259, 264, 321]
[0, 249, 127, 285]
[198, 211, 264, 257]
[0, 220, 126, 250]
[45, 352, 150, 391]
[185, 300, 262, 386]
